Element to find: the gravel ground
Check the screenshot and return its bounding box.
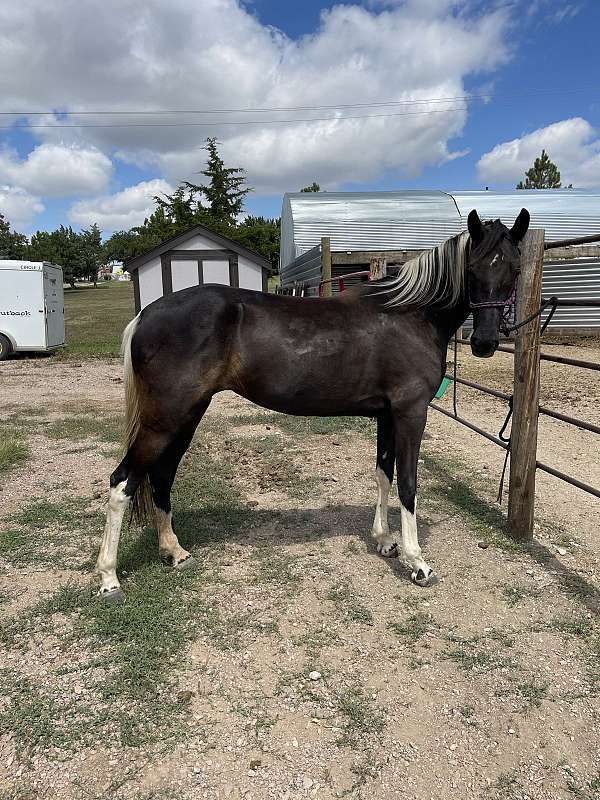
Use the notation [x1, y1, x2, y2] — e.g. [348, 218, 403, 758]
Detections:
[0, 353, 599, 800]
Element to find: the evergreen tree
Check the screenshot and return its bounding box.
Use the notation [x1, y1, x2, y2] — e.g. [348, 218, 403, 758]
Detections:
[0, 213, 28, 258]
[234, 216, 280, 272]
[516, 149, 562, 189]
[186, 137, 250, 225]
[300, 182, 321, 192]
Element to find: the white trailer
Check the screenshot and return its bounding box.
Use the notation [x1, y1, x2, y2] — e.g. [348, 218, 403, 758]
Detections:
[0, 261, 65, 360]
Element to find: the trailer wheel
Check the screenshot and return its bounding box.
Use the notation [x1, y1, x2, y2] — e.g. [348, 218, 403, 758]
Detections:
[0, 334, 13, 361]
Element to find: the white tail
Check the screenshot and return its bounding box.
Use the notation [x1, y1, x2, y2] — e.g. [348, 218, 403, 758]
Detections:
[120, 314, 153, 524]
[121, 314, 142, 452]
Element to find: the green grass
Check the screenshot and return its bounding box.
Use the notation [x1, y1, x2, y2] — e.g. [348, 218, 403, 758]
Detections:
[389, 612, 433, 643]
[230, 411, 375, 436]
[501, 583, 542, 607]
[45, 414, 123, 444]
[335, 686, 385, 748]
[11, 496, 93, 530]
[420, 450, 526, 554]
[327, 579, 373, 625]
[61, 281, 134, 358]
[0, 425, 30, 475]
[0, 438, 271, 757]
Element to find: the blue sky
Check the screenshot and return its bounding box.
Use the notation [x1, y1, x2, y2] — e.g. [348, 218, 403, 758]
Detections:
[0, 0, 598, 236]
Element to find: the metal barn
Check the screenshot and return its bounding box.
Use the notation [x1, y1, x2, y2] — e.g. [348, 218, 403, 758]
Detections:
[280, 189, 600, 329]
[127, 224, 270, 314]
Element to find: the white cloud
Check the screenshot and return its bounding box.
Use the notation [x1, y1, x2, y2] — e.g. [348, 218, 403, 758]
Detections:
[477, 118, 600, 188]
[0, 185, 44, 229]
[0, 0, 512, 195]
[0, 143, 112, 197]
[68, 179, 173, 231]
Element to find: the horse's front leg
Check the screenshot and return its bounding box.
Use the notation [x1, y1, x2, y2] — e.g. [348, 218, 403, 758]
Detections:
[393, 410, 433, 586]
[372, 412, 398, 557]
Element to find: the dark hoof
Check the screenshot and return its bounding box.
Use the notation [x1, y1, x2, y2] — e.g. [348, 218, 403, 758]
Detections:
[411, 568, 434, 587]
[98, 587, 125, 603]
[174, 555, 197, 572]
[377, 542, 399, 558]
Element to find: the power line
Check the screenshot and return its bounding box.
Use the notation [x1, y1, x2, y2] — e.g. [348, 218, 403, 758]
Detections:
[1, 106, 476, 130]
[0, 85, 594, 118]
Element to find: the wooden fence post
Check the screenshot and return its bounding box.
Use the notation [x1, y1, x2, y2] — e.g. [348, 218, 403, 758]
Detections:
[508, 228, 545, 539]
[369, 257, 387, 281]
[321, 237, 332, 298]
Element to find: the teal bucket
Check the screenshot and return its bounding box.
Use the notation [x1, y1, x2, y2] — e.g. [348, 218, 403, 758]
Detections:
[434, 376, 451, 399]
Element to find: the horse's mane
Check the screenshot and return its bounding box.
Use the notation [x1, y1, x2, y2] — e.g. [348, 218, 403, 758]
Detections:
[370, 231, 471, 309]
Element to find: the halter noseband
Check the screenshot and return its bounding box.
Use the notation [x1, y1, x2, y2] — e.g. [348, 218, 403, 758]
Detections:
[468, 271, 520, 337]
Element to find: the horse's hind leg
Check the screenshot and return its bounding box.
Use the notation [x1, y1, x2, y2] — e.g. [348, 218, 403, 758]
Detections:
[372, 412, 399, 557]
[148, 411, 208, 569]
[96, 425, 175, 600]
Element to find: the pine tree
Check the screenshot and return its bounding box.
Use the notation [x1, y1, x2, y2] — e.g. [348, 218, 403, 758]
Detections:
[187, 138, 250, 225]
[300, 182, 321, 193]
[516, 149, 562, 189]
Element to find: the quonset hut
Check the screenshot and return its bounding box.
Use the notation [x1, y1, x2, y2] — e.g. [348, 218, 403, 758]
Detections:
[279, 189, 600, 329]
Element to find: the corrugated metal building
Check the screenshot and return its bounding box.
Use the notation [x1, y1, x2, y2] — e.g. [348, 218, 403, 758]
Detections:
[280, 189, 600, 329]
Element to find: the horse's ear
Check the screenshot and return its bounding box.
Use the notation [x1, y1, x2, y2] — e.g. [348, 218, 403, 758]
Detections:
[468, 209, 484, 244]
[510, 208, 530, 243]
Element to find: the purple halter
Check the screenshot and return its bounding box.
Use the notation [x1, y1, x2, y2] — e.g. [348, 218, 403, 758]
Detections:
[469, 273, 519, 337]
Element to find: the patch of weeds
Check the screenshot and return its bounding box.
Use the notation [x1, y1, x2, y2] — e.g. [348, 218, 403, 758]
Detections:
[0, 670, 96, 761]
[335, 686, 385, 748]
[239, 435, 321, 500]
[273, 414, 375, 437]
[173, 441, 260, 547]
[501, 584, 541, 608]
[459, 705, 477, 725]
[327, 579, 373, 625]
[493, 770, 523, 798]
[251, 547, 301, 587]
[11, 495, 94, 530]
[295, 625, 341, 661]
[230, 412, 375, 437]
[45, 414, 122, 444]
[486, 628, 516, 648]
[389, 612, 433, 643]
[0, 425, 30, 476]
[516, 680, 548, 709]
[444, 634, 517, 674]
[0, 444, 262, 757]
[420, 451, 527, 554]
[547, 616, 594, 638]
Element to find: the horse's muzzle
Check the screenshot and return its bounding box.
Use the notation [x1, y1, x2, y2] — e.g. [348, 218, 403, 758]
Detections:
[470, 335, 498, 358]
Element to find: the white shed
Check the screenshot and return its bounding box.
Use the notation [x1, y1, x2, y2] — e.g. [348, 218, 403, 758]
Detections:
[127, 224, 271, 313]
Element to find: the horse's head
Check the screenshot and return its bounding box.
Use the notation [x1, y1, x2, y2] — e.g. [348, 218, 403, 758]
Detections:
[467, 208, 530, 358]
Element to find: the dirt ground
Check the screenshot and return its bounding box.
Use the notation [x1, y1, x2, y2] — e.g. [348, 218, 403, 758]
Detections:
[0, 348, 599, 800]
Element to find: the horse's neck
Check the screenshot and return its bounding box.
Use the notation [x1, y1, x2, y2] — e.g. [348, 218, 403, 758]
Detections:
[426, 294, 471, 346]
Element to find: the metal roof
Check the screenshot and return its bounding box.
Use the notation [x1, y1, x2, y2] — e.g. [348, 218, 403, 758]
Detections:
[281, 190, 463, 268]
[280, 189, 600, 268]
[452, 190, 600, 242]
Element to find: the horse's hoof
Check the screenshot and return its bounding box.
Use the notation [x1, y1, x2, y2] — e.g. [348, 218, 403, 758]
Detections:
[98, 587, 125, 603]
[411, 568, 434, 587]
[174, 555, 197, 572]
[377, 542, 399, 558]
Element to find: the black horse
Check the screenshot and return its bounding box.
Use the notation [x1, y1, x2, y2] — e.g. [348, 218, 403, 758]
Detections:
[96, 208, 530, 601]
